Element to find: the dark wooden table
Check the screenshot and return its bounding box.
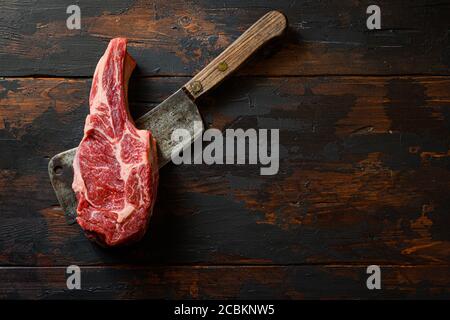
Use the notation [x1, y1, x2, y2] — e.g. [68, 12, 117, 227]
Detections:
[1, 0, 449, 299]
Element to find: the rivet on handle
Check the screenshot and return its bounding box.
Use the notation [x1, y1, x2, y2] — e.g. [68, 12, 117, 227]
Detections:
[190, 81, 203, 94]
[217, 61, 228, 72]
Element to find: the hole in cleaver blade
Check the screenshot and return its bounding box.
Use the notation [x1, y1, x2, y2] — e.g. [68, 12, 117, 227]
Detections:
[48, 90, 204, 223]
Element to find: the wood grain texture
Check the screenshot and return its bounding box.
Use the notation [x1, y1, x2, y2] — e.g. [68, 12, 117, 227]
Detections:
[1, 0, 449, 299]
[184, 11, 287, 99]
[0, 0, 449, 76]
[1, 265, 449, 299]
[1, 76, 449, 268]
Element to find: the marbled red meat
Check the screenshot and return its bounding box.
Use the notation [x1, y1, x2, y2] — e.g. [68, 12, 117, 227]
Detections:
[72, 38, 158, 246]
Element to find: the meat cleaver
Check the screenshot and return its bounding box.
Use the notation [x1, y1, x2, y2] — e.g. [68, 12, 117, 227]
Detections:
[48, 11, 287, 223]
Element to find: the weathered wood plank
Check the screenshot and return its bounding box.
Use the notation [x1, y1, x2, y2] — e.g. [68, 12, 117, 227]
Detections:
[0, 265, 449, 299]
[1, 76, 450, 266]
[0, 0, 449, 76]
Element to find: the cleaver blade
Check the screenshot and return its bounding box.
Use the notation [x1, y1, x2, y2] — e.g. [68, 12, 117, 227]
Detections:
[48, 89, 203, 223]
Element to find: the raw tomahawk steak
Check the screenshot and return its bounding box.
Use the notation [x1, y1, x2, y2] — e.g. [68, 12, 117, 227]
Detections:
[73, 38, 158, 246]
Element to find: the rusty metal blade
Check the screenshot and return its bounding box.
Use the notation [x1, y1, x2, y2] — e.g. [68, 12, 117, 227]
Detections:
[48, 89, 203, 223]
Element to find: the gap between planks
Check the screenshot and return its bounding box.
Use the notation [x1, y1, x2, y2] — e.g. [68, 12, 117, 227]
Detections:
[2, 74, 450, 80]
[1, 263, 450, 269]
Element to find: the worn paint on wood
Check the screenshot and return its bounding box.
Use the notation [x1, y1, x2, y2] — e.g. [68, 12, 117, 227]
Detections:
[0, 265, 449, 299]
[0, 0, 449, 76]
[1, 76, 449, 269]
[1, 0, 449, 299]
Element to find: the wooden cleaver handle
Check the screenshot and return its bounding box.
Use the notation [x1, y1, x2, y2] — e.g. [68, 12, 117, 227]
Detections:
[183, 10, 287, 100]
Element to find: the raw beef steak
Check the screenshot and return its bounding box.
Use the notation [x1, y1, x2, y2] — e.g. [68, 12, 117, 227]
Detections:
[72, 38, 158, 246]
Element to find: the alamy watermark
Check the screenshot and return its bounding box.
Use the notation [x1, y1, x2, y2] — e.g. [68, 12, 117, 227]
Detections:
[171, 121, 279, 176]
[366, 5, 381, 30]
[66, 265, 81, 290]
[66, 5, 81, 30]
[366, 265, 381, 290]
